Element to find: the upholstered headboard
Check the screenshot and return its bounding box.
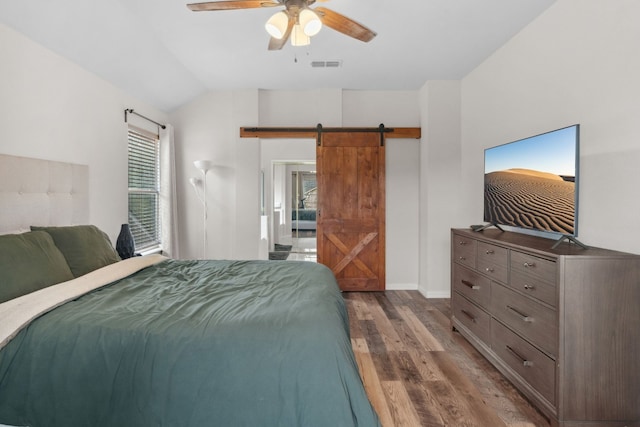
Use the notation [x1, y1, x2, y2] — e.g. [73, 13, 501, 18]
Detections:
[0, 154, 89, 235]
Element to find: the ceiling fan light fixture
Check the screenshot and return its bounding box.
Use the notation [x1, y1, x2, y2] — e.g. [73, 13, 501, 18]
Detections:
[291, 24, 310, 46]
[299, 9, 322, 37]
[265, 11, 289, 39]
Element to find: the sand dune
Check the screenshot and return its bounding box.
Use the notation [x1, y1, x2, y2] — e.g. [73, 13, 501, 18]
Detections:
[502, 168, 565, 181]
[484, 170, 575, 234]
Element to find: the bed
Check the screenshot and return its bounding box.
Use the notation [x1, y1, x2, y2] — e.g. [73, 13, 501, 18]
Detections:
[0, 155, 380, 427]
[292, 209, 317, 231]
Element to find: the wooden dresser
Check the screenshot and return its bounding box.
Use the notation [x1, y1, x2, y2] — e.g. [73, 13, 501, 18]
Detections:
[450, 228, 640, 427]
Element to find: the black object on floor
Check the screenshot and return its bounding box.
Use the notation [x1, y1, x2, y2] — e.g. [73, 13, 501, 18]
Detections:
[269, 251, 290, 260]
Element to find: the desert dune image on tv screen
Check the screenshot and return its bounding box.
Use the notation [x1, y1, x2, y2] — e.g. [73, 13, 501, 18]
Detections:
[484, 126, 578, 235]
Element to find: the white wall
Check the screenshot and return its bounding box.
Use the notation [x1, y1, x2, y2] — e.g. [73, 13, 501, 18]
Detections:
[172, 89, 422, 289]
[342, 90, 422, 290]
[418, 81, 462, 298]
[460, 0, 640, 255]
[0, 24, 167, 244]
[0, 27, 422, 289]
[416, 0, 640, 299]
[8, 0, 636, 298]
[386, 139, 421, 290]
[259, 89, 343, 127]
[170, 90, 260, 260]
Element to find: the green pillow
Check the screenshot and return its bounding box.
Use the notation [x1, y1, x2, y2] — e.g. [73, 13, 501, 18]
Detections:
[0, 231, 75, 303]
[31, 225, 121, 278]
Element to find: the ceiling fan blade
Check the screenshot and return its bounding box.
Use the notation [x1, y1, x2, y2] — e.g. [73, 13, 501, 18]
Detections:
[315, 7, 376, 42]
[187, 1, 279, 11]
[268, 15, 294, 50]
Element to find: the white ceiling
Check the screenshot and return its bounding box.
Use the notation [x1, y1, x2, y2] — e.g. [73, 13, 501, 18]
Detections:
[0, 0, 556, 112]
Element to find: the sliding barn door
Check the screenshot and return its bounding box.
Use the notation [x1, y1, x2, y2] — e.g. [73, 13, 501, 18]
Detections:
[317, 132, 385, 291]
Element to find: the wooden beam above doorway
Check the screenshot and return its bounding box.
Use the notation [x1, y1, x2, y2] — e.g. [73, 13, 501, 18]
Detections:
[240, 126, 421, 140]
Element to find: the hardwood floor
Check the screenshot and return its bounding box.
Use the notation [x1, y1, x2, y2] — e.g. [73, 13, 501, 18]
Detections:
[344, 291, 550, 427]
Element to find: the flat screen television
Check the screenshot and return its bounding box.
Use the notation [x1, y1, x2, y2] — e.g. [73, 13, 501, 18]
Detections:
[483, 124, 580, 240]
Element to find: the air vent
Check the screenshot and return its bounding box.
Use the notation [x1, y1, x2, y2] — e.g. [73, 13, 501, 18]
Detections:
[311, 60, 342, 68]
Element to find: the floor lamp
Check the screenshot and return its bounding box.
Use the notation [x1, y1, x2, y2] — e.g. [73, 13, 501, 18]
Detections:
[192, 160, 213, 259]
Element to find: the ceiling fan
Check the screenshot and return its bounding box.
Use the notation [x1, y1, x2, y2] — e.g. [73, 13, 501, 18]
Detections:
[187, 0, 377, 50]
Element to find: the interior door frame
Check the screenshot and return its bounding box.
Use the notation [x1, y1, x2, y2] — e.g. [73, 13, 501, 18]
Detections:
[242, 124, 421, 283]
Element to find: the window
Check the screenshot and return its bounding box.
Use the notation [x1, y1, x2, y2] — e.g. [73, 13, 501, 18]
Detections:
[127, 126, 160, 250]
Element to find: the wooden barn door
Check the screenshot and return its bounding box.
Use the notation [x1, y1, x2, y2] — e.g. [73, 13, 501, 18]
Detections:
[317, 131, 385, 291]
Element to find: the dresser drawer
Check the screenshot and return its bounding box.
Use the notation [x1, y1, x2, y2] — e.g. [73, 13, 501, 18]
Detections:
[491, 283, 558, 356]
[452, 264, 491, 309]
[477, 242, 508, 283]
[452, 235, 477, 269]
[510, 252, 557, 307]
[452, 292, 490, 344]
[492, 319, 556, 405]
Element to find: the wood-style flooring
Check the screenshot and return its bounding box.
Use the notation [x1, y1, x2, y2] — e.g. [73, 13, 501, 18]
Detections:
[344, 291, 550, 427]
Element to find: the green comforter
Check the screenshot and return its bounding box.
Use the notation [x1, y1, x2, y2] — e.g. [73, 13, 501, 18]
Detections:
[0, 259, 380, 427]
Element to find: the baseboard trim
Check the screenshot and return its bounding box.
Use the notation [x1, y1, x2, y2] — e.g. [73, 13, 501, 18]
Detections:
[385, 283, 419, 291]
[384, 285, 451, 299]
[417, 289, 451, 299]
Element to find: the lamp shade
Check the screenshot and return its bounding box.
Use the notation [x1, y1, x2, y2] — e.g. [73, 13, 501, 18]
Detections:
[265, 11, 289, 39]
[291, 24, 310, 46]
[194, 160, 214, 173]
[299, 9, 322, 37]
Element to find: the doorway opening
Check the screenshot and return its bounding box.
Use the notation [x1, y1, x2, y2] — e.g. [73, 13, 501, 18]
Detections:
[271, 161, 317, 262]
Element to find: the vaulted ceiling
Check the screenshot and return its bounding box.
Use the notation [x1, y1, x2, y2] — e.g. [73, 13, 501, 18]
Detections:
[0, 0, 556, 112]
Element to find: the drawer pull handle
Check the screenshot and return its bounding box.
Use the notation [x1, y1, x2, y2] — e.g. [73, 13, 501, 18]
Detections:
[524, 284, 535, 290]
[523, 262, 536, 268]
[459, 241, 468, 246]
[506, 345, 534, 367]
[485, 267, 495, 273]
[461, 280, 480, 290]
[459, 256, 466, 261]
[460, 309, 476, 323]
[507, 305, 533, 322]
[485, 249, 495, 255]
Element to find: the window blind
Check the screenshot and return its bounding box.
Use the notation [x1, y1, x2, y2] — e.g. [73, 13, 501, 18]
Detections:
[128, 127, 160, 250]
